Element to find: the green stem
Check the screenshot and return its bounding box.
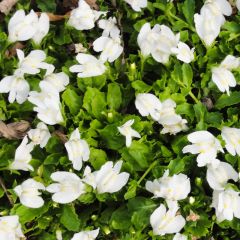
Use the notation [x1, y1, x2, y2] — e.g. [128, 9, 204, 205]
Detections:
[137, 160, 158, 185]
[0, 167, 8, 171]
[189, 90, 199, 104]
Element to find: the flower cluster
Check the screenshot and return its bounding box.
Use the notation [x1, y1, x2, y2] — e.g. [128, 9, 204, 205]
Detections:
[138, 23, 194, 64]
[135, 93, 188, 135]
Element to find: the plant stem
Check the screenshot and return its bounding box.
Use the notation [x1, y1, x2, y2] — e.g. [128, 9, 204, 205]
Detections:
[189, 90, 199, 104]
[0, 176, 14, 206]
[137, 160, 158, 185]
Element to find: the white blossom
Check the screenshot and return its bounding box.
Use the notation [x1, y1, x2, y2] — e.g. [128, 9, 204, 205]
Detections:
[173, 233, 188, 240]
[32, 13, 50, 45]
[150, 201, 186, 236]
[69, 53, 106, 78]
[211, 189, 240, 222]
[17, 49, 54, 76]
[10, 136, 34, 171]
[171, 41, 194, 63]
[182, 130, 223, 167]
[222, 126, 240, 156]
[86, 161, 130, 194]
[98, 17, 120, 38]
[46, 171, 85, 204]
[194, 0, 232, 47]
[0, 69, 29, 104]
[146, 170, 191, 201]
[211, 55, 239, 95]
[14, 178, 45, 208]
[40, 72, 69, 94]
[65, 129, 90, 171]
[117, 119, 141, 147]
[135, 93, 162, 121]
[0, 215, 24, 240]
[161, 118, 188, 135]
[124, 0, 147, 12]
[207, 161, 238, 190]
[212, 66, 236, 95]
[93, 36, 123, 63]
[27, 122, 51, 148]
[71, 228, 99, 240]
[137, 23, 180, 63]
[28, 91, 64, 125]
[8, 9, 38, 42]
[68, 0, 105, 30]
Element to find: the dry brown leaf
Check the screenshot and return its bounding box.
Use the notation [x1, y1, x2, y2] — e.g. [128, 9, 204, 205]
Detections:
[0, 0, 18, 15]
[53, 130, 68, 143]
[36, 11, 71, 21]
[186, 210, 200, 222]
[0, 120, 30, 139]
[5, 42, 25, 58]
[85, 0, 99, 10]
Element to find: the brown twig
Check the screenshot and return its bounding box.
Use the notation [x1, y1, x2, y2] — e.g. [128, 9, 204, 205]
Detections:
[0, 0, 18, 15]
[0, 120, 30, 139]
[36, 11, 71, 21]
[53, 130, 68, 143]
[0, 176, 14, 206]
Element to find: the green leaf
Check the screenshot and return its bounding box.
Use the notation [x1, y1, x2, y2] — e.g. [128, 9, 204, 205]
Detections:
[131, 80, 152, 92]
[11, 204, 49, 224]
[62, 88, 82, 115]
[223, 21, 240, 33]
[107, 83, 122, 110]
[36, 0, 56, 12]
[215, 91, 240, 109]
[110, 206, 131, 230]
[60, 205, 80, 231]
[83, 88, 107, 119]
[182, 64, 193, 89]
[182, 0, 195, 25]
[89, 149, 107, 170]
[99, 124, 125, 150]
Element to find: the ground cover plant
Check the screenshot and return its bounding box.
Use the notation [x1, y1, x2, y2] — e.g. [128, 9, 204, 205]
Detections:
[0, 0, 240, 239]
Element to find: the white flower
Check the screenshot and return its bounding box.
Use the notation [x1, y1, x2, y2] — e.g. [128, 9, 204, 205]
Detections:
[0, 69, 29, 104]
[117, 119, 141, 147]
[93, 36, 123, 63]
[222, 126, 240, 156]
[194, 7, 222, 47]
[124, 0, 147, 12]
[161, 118, 188, 135]
[10, 136, 34, 171]
[137, 23, 159, 57]
[98, 17, 120, 38]
[237, 0, 240, 11]
[14, 178, 45, 208]
[194, 0, 231, 47]
[220, 55, 240, 70]
[8, 9, 38, 42]
[90, 161, 130, 194]
[151, 25, 180, 64]
[171, 41, 194, 63]
[173, 233, 188, 240]
[28, 122, 51, 148]
[157, 99, 182, 125]
[32, 13, 50, 45]
[146, 170, 191, 201]
[46, 171, 85, 204]
[71, 228, 99, 240]
[211, 189, 240, 222]
[65, 129, 90, 171]
[28, 91, 64, 125]
[0, 215, 24, 240]
[150, 201, 186, 236]
[135, 93, 162, 121]
[69, 53, 106, 78]
[68, 0, 105, 30]
[182, 130, 223, 167]
[137, 23, 180, 63]
[56, 230, 63, 240]
[206, 161, 238, 190]
[40, 72, 69, 93]
[83, 166, 97, 189]
[17, 49, 54, 76]
[212, 67, 236, 95]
